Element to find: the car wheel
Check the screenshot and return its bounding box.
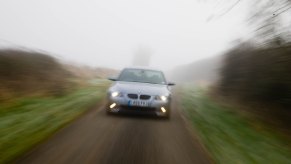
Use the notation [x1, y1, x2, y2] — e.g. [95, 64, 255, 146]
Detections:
[105, 103, 112, 115]
[163, 110, 171, 119]
[165, 114, 170, 119]
[106, 109, 111, 115]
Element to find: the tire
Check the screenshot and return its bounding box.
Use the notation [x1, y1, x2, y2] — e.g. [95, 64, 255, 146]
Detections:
[106, 110, 111, 115]
[164, 114, 170, 119]
[163, 110, 171, 120]
[105, 104, 112, 115]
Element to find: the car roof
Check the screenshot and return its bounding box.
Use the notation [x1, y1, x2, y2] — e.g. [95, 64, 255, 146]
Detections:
[123, 66, 163, 72]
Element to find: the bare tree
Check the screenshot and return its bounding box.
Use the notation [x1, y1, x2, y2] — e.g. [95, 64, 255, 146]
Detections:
[247, 0, 291, 46]
[132, 46, 153, 67]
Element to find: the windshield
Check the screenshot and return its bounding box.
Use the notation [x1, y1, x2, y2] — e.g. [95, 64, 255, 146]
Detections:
[118, 69, 166, 85]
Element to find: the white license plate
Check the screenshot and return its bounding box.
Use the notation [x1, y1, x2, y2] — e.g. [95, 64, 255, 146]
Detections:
[130, 100, 149, 107]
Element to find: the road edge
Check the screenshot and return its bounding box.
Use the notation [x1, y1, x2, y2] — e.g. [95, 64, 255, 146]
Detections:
[173, 93, 215, 164]
[13, 98, 106, 163]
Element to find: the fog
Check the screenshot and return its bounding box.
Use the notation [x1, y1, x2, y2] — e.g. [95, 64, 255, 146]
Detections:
[0, 0, 248, 70]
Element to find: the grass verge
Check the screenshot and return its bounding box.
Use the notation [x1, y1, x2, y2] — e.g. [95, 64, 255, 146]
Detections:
[180, 86, 291, 164]
[0, 81, 108, 164]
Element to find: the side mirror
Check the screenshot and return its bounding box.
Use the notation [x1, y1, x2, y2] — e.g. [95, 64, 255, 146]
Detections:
[167, 82, 175, 86]
[108, 77, 117, 81]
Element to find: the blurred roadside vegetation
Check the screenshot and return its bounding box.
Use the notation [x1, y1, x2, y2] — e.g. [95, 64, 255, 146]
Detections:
[215, 43, 291, 131]
[179, 1, 291, 162]
[180, 87, 291, 164]
[0, 49, 113, 163]
[0, 86, 107, 164]
[0, 49, 117, 101]
[214, 0, 291, 132]
[0, 49, 73, 100]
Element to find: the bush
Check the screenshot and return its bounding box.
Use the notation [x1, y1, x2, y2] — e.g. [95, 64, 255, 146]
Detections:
[0, 49, 72, 100]
[217, 43, 291, 128]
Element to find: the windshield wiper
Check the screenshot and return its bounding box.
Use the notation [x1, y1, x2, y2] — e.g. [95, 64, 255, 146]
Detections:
[120, 80, 163, 84]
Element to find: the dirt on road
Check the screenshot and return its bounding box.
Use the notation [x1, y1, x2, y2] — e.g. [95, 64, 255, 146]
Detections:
[16, 99, 211, 164]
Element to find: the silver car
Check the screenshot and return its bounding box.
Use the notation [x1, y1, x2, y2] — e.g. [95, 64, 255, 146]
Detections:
[106, 67, 175, 118]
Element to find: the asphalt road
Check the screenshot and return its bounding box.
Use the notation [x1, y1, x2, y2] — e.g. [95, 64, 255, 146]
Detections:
[17, 99, 211, 164]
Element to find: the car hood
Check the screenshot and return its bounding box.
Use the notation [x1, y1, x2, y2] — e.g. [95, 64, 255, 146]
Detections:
[109, 81, 170, 96]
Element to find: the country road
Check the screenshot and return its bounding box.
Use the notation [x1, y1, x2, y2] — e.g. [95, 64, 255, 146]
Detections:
[16, 99, 211, 164]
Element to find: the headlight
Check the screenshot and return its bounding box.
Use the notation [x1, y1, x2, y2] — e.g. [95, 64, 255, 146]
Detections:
[111, 91, 122, 97]
[155, 95, 168, 101]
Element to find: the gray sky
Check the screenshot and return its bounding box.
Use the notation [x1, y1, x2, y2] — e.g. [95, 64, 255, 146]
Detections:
[0, 0, 248, 70]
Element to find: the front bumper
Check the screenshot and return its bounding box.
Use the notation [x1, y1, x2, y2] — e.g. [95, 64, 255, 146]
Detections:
[106, 95, 171, 116]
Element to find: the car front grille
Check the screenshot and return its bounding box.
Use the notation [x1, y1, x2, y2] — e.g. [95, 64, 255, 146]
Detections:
[139, 95, 151, 100]
[127, 94, 151, 100]
[128, 94, 138, 99]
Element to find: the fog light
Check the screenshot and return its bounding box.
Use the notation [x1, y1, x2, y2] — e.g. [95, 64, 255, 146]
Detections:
[110, 103, 116, 109]
[161, 107, 166, 113]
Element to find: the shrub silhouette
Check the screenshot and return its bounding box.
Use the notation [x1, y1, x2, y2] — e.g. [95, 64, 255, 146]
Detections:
[217, 43, 291, 128]
[0, 49, 72, 99]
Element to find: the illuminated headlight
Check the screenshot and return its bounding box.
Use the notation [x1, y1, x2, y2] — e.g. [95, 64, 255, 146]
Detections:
[155, 95, 168, 101]
[111, 91, 122, 97]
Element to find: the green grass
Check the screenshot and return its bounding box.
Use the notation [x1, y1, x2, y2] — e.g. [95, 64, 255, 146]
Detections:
[0, 81, 108, 163]
[180, 86, 291, 164]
